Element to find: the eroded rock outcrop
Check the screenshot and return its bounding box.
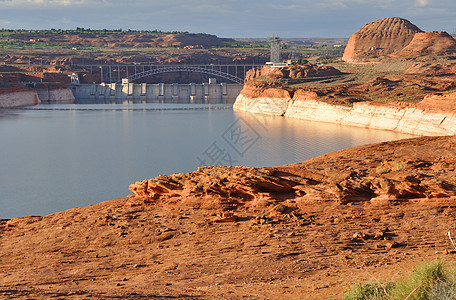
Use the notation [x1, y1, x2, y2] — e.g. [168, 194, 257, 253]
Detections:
[234, 57, 456, 135]
[129, 166, 303, 209]
[285, 96, 456, 136]
[343, 17, 456, 62]
[235, 88, 456, 136]
[0, 84, 40, 108]
[245, 64, 343, 81]
[129, 136, 456, 207]
[0, 83, 75, 107]
[396, 31, 456, 57]
[233, 84, 292, 116]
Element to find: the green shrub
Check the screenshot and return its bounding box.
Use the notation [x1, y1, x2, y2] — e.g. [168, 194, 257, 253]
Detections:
[344, 260, 456, 300]
[297, 58, 308, 65]
[343, 282, 391, 300]
[389, 260, 446, 299]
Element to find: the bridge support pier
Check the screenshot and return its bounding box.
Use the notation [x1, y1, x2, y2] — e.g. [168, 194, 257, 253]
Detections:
[72, 83, 243, 105]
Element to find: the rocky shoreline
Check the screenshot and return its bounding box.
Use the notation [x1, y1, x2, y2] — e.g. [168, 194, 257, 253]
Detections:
[3, 135, 456, 299]
[232, 16, 456, 138]
[0, 83, 75, 108]
[129, 135, 456, 206]
[234, 88, 456, 136]
[0, 89, 40, 108]
[2, 88, 456, 298]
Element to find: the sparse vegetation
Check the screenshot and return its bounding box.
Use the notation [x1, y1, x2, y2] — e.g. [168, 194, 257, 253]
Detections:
[344, 260, 456, 300]
[0, 28, 200, 36]
[293, 58, 309, 65]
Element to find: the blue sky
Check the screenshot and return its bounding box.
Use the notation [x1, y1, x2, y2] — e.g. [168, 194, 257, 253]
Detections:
[0, 0, 454, 38]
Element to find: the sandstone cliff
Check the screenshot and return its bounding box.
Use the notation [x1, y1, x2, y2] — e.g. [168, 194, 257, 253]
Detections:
[245, 64, 343, 81]
[235, 54, 456, 136]
[233, 87, 292, 116]
[396, 31, 456, 57]
[234, 88, 456, 136]
[0, 83, 75, 107]
[0, 84, 40, 108]
[343, 17, 456, 62]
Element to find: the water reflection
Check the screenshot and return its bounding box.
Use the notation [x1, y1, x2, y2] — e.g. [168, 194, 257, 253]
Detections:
[233, 110, 413, 167]
[0, 104, 415, 218]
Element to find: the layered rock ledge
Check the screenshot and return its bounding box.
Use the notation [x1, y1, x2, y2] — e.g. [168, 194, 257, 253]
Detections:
[0, 83, 75, 108]
[0, 84, 40, 108]
[234, 89, 456, 136]
[3, 135, 456, 298]
[129, 136, 456, 207]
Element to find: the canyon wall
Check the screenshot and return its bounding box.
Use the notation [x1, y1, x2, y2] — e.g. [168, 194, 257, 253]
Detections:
[234, 90, 456, 136]
[233, 88, 292, 115]
[0, 84, 75, 108]
[0, 90, 40, 108]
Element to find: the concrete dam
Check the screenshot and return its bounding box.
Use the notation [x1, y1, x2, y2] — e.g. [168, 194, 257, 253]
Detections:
[71, 82, 243, 104]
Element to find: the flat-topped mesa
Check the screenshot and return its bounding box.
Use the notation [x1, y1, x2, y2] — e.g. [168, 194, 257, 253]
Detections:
[9, 32, 234, 48]
[343, 17, 456, 62]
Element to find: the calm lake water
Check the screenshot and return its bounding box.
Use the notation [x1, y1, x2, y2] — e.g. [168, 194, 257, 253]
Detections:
[0, 103, 415, 219]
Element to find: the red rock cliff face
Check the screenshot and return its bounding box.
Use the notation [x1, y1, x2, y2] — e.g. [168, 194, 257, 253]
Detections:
[0, 84, 40, 107]
[418, 92, 456, 112]
[239, 64, 343, 99]
[342, 17, 456, 62]
[245, 64, 342, 81]
[396, 31, 456, 57]
[238, 80, 286, 98]
[343, 17, 422, 62]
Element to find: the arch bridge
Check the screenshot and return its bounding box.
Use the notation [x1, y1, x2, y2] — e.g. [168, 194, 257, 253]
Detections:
[77, 64, 263, 84]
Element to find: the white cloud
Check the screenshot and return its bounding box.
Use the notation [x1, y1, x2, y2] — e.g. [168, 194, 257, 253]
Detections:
[1, 0, 89, 6]
[0, 0, 453, 37]
[415, 0, 429, 7]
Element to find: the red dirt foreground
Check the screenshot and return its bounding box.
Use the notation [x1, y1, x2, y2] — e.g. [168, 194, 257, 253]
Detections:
[2, 136, 456, 299]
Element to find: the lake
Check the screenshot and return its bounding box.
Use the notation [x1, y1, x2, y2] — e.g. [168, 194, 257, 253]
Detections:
[0, 103, 415, 218]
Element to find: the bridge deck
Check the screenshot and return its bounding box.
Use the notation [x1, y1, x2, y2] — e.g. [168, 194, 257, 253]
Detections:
[75, 64, 263, 84]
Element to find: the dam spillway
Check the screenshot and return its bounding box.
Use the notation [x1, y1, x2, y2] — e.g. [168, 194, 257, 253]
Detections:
[71, 82, 243, 104]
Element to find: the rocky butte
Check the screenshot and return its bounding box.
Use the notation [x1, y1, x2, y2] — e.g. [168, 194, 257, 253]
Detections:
[3, 17, 456, 299]
[342, 17, 456, 62]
